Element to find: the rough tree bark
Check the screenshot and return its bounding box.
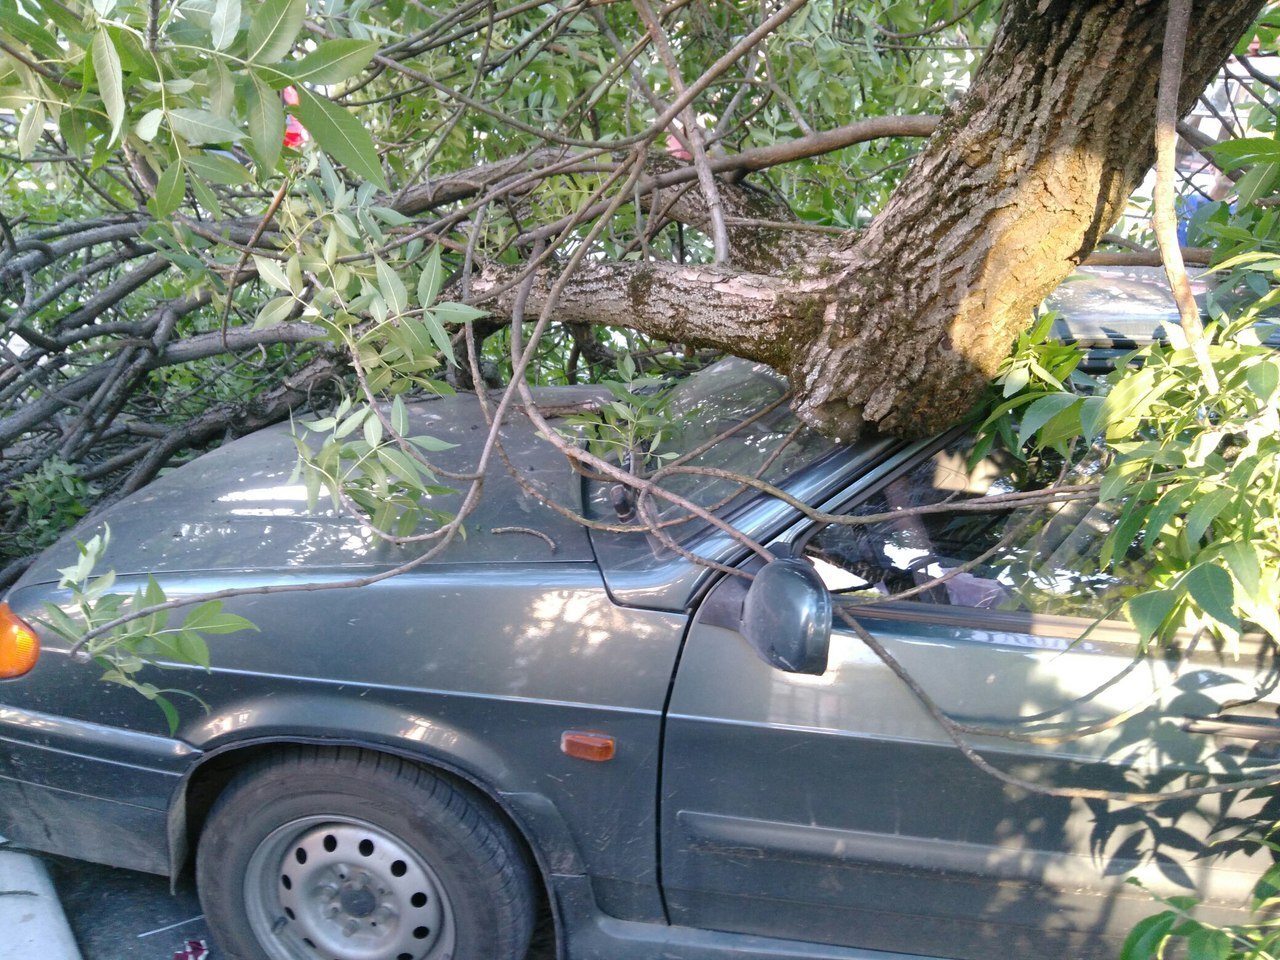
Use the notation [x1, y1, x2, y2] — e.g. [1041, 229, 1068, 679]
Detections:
[476, 0, 1263, 441]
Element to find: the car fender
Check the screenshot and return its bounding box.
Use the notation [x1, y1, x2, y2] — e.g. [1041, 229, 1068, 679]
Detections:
[169, 694, 588, 883]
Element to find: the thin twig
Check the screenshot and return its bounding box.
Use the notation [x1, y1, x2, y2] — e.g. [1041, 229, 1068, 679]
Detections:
[219, 179, 291, 349]
[1153, 0, 1218, 390]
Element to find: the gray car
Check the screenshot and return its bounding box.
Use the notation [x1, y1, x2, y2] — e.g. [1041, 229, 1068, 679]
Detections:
[1, 277, 1277, 960]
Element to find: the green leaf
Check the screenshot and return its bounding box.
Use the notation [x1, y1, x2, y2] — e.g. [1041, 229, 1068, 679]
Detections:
[1236, 161, 1280, 208]
[1221, 541, 1263, 604]
[375, 257, 407, 315]
[1126, 589, 1178, 644]
[210, 0, 241, 50]
[247, 0, 305, 64]
[294, 87, 388, 190]
[176, 629, 211, 669]
[247, 72, 284, 172]
[1000, 364, 1029, 398]
[0, 7, 62, 60]
[182, 600, 256, 635]
[1016, 393, 1078, 448]
[59, 108, 89, 155]
[134, 108, 163, 142]
[1078, 394, 1108, 440]
[391, 395, 408, 435]
[1144, 481, 1194, 544]
[40, 602, 82, 642]
[1252, 861, 1280, 910]
[416, 312, 453, 365]
[1185, 487, 1234, 544]
[152, 162, 186, 218]
[1183, 563, 1238, 629]
[16, 101, 43, 159]
[363, 412, 383, 447]
[154, 694, 180, 735]
[253, 254, 291, 292]
[255, 296, 295, 328]
[185, 152, 252, 185]
[408, 435, 457, 452]
[1094, 367, 1163, 440]
[92, 29, 125, 146]
[1098, 458, 1147, 503]
[389, 317, 439, 364]
[276, 39, 378, 84]
[1247, 359, 1279, 401]
[433, 302, 488, 326]
[378, 446, 422, 484]
[1100, 500, 1150, 569]
[417, 245, 443, 306]
[190, 174, 225, 219]
[169, 108, 243, 145]
[1208, 135, 1280, 169]
[1119, 911, 1177, 960]
[209, 57, 235, 117]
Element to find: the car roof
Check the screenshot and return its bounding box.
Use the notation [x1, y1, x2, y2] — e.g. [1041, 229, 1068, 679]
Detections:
[1045, 265, 1280, 369]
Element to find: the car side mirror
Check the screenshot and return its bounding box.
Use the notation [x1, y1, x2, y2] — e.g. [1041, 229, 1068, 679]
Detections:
[741, 558, 832, 675]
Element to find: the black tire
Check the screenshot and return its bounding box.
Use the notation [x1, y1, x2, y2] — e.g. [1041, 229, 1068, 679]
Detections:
[196, 747, 537, 960]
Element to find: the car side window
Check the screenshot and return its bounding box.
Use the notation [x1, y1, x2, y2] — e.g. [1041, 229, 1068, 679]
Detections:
[802, 435, 1156, 621]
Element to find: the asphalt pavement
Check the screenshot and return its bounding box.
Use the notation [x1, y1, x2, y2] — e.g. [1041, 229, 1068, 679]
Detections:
[37, 854, 554, 960]
[43, 856, 211, 960]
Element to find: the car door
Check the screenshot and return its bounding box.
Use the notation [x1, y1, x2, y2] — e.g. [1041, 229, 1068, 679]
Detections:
[660, 435, 1280, 960]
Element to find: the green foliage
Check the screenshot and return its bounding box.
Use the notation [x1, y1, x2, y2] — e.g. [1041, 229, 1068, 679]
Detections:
[292, 394, 458, 539]
[8, 460, 100, 554]
[0, 0, 1008, 583]
[988, 287, 1280, 654]
[1120, 870, 1280, 960]
[564, 352, 676, 465]
[38, 526, 256, 732]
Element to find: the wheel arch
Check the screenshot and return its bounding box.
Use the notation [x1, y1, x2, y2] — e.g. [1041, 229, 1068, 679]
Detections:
[170, 735, 578, 954]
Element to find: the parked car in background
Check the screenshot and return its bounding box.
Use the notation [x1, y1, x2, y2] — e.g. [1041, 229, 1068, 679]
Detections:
[1, 269, 1276, 960]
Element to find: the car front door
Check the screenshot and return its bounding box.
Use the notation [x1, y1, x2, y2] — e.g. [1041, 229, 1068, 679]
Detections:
[660, 438, 1279, 960]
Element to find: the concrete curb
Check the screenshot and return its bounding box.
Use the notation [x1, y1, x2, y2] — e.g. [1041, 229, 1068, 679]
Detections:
[0, 849, 83, 960]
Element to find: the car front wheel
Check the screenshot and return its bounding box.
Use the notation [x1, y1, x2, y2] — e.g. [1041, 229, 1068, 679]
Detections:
[196, 748, 536, 960]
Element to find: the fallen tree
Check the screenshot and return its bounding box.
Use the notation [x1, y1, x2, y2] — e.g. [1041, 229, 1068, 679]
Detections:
[0, 0, 1268, 582]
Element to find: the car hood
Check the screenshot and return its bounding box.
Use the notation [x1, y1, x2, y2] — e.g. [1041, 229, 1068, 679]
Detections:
[16, 388, 602, 587]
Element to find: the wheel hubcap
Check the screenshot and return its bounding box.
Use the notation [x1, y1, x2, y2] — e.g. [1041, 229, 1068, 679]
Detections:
[245, 817, 454, 960]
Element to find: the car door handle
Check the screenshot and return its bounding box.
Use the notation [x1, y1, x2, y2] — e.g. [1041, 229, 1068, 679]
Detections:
[1182, 715, 1280, 741]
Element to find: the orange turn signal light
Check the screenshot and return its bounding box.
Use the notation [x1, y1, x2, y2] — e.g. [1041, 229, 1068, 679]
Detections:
[560, 731, 616, 763]
[0, 603, 40, 678]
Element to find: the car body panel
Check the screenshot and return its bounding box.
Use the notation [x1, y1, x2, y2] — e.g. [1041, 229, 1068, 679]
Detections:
[657, 424, 1278, 959]
[4, 556, 690, 922]
[16, 389, 599, 589]
[663, 578, 1275, 959]
[2, 337, 1276, 960]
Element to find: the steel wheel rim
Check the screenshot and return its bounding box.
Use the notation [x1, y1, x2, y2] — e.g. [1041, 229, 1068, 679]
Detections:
[243, 815, 455, 960]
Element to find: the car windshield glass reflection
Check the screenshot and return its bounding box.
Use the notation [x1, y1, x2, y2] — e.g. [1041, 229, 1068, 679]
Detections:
[804, 436, 1154, 620]
[648, 359, 837, 526]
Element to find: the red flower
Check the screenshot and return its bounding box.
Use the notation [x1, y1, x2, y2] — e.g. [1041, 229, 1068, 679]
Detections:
[281, 87, 307, 148]
[283, 115, 306, 148]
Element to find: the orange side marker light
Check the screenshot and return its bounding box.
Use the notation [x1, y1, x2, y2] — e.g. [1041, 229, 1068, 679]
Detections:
[561, 731, 615, 762]
[0, 603, 39, 678]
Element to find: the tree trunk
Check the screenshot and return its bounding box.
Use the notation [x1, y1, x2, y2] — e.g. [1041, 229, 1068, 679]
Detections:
[480, 0, 1262, 441]
[791, 0, 1263, 439]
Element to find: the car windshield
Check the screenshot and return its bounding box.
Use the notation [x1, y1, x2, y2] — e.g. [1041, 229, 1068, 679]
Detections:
[645, 358, 838, 526]
[804, 434, 1152, 622]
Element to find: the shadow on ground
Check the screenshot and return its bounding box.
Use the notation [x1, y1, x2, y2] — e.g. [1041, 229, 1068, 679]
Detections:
[46, 856, 556, 960]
